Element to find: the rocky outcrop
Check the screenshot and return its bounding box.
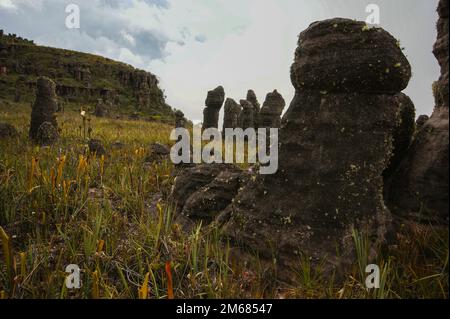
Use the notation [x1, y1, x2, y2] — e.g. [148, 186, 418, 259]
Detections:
[94, 98, 108, 117]
[29, 76, 58, 142]
[36, 122, 58, 146]
[145, 142, 170, 163]
[202, 86, 225, 129]
[383, 93, 416, 179]
[174, 110, 187, 129]
[171, 164, 245, 222]
[239, 100, 256, 130]
[290, 19, 410, 93]
[222, 98, 242, 133]
[218, 18, 411, 281]
[385, 0, 449, 224]
[258, 90, 286, 129]
[416, 115, 429, 129]
[246, 90, 260, 112]
[247, 90, 260, 128]
[432, 0, 449, 109]
[0, 32, 173, 119]
[177, 166, 244, 222]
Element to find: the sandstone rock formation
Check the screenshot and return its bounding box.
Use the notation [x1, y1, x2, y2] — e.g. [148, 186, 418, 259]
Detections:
[239, 100, 256, 130]
[29, 76, 58, 142]
[0, 122, 18, 139]
[171, 164, 246, 223]
[385, 0, 449, 224]
[94, 99, 108, 117]
[246, 90, 260, 112]
[174, 110, 187, 129]
[433, 0, 449, 110]
[383, 93, 416, 179]
[36, 122, 58, 146]
[218, 18, 411, 281]
[415, 115, 429, 129]
[145, 142, 170, 163]
[222, 98, 242, 133]
[247, 90, 260, 128]
[202, 86, 225, 130]
[258, 90, 286, 129]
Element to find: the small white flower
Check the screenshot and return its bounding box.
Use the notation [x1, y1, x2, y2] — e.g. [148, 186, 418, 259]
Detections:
[80, 110, 86, 117]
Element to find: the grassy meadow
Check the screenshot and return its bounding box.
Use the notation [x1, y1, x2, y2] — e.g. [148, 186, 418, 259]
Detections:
[0, 102, 448, 299]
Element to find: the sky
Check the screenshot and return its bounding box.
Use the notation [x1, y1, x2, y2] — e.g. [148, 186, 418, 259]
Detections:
[0, 0, 440, 123]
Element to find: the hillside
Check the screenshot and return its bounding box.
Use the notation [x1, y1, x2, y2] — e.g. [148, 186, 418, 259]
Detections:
[0, 30, 174, 121]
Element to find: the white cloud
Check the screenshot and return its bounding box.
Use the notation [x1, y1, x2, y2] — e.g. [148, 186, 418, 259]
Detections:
[0, 0, 16, 9]
[0, 0, 440, 122]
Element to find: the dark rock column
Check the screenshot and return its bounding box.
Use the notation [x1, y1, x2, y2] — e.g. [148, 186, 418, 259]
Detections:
[239, 100, 256, 130]
[247, 90, 260, 128]
[219, 18, 411, 281]
[258, 90, 286, 129]
[175, 110, 187, 129]
[29, 76, 58, 142]
[385, 0, 449, 224]
[222, 98, 242, 133]
[202, 86, 225, 130]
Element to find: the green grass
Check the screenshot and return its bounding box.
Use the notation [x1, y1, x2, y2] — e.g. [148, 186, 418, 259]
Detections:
[0, 103, 448, 299]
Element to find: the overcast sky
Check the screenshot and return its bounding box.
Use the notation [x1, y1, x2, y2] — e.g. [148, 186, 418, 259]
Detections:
[0, 0, 440, 123]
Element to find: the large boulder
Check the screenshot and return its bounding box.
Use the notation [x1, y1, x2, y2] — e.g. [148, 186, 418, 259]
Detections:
[218, 18, 410, 281]
[145, 142, 170, 163]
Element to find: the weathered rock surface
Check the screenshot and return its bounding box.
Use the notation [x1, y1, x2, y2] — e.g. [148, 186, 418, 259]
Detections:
[218, 18, 410, 281]
[36, 122, 58, 146]
[385, 108, 449, 223]
[172, 164, 238, 207]
[258, 90, 286, 129]
[202, 86, 225, 129]
[222, 98, 242, 133]
[145, 142, 170, 163]
[239, 100, 256, 130]
[416, 115, 429, 129]
[385, 0, 449, 224]
[0, 122, 18, 139]
[29, 76, 58, 141]
[290, 19, 411, 93]
[432, 0, 449, 109]
[383, 93, 416, 179]
[179, 166, 244, 222]
[174, 110, 187, 129]
[247, 90, 260, 128]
